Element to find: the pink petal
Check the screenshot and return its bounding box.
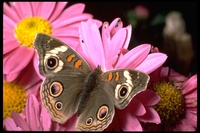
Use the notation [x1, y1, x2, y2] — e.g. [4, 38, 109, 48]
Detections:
[169, 69, 188, 84]
[181, 75, 197, 95]
[185, 110, 197, 128]
[3, 2, 21, 23]
[175, 118, 195, 131]
[3, 72, 20, 82]
[40, 107, 51, 131]
[135, 89, 160, 106]
[3, 118, 22, 131]
[120, 114, 143, 131]
[105, 28, 126, 61]
[55, 36, 79, 49]
[79, 19, 105, 69]
[115, 44, 151, 69]
[102, 22, 111, 49]
[11, 111, 30, 130]
[123, 25, 132, 49]
[125, 98, 146, 116]
[185, 98, 197, 107]
[3, 14, 16, 30]
[30, 2, 40, 16]
[137, 107, 161, 124]
[26, 94, 40, 130]
[16, 2, 33, 18]
[51, 3, 89, 25]
[52, 26, 79, 37]
[52, 14, 93, 29]
[3, 38, 19, 54]
[60, 3, 85, 18]
[3, 46, 34, 74]
[25, 81, 41, 101]
[159, 67, 169, 79]
[185, 90, 197, 99]
[33, 52, 45, 80]
[16, 59, 42, 89]
[135, 53, 167, 74]
[36, 2, 56, 20]
[109, 18, 123, 36]
[48, 2, 68, 22]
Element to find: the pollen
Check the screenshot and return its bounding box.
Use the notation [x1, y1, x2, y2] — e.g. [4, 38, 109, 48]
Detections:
[3, 82, 27, 120]
[14, 17, 52, 48]
[151, 82, 185, 126]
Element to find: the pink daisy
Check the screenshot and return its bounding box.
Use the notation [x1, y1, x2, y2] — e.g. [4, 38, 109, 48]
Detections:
[77, 18, 168, 131]
[3, 61, 42, 121]
[3, 2, 102, 80]
[3, 94, 52, 131]
[143, 66, 197, 131]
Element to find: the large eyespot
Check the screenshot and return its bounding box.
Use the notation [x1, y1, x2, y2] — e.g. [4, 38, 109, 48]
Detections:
[46, 56, 58, 69]
[118, 85, 129, 98]
[97, 105, 108, 121]
[85, 117, 93, 126]
[55, 101, 63, 110]
[50, 82, 63, 97]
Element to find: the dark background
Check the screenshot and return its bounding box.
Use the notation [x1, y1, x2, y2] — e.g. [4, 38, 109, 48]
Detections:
[67, 2, 197, 76]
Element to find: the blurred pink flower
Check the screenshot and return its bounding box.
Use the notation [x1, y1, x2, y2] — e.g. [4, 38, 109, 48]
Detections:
[144, 67, 197, 131]
[3, 94, 52, 131]
[78, 18, 168, 131]
[134, 5, 149, 19]
[3, 2, 102, 80]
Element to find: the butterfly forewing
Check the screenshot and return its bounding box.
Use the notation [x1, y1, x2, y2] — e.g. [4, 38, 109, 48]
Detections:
[34, 33, 91, 76]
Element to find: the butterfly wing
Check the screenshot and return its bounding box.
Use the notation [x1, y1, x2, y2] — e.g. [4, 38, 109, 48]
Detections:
[75, 83, 115, 131]
[101, 69, 150, 109]
[34, 33, 91, 76]
[34, 33, 91, 124]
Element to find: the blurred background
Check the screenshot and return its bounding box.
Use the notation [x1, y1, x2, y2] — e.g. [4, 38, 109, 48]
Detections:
[68, 2, 197, 76]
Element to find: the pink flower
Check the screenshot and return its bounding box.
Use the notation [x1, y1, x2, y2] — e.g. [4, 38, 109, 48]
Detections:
[3, 60, 42, 121]
[3, 94, 52, 131]
[3, 2, 102, 80]
[77, 18, 167, 131]
[5, 60, 42, 95]
[144, 67, 197, 131]
[134, 5, 149, 19]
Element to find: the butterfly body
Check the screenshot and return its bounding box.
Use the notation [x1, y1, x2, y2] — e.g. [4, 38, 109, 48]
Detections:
[34, 33, 150, 131]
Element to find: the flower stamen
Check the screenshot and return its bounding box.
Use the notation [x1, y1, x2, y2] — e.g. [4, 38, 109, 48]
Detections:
[3, 82, 27, 120]
[151, 82, 185, 126]
[14, 17, 52, 48]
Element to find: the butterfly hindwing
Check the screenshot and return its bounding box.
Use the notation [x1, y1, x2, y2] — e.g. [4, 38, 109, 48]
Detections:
[101, 69, 150, 109]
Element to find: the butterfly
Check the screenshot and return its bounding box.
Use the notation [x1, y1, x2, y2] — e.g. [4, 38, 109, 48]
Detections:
[34, 33, 150, 131]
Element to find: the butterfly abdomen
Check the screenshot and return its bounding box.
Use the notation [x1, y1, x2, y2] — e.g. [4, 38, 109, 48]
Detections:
[77, 67, 102, 116]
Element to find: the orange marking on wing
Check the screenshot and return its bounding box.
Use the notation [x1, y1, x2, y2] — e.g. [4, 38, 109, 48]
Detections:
[115, 72, 119, 81]
[75, 60, 82, 68]
[67, 54, 75, 62]
[107, 73, 113, 81]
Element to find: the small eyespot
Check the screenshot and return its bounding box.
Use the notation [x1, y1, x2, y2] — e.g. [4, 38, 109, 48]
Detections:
[85, 117, 93, 126]
[50, 82, 63, 97]
[45, 44, 50, 49]
[55, 101, 62, 110]
[46, 56, 58, 69]
[97, 105, 108, 121]
[134, 80, 138, 86]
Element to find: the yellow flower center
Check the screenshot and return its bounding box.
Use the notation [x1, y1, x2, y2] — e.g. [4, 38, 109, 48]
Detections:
[151, 82, 185, 126]
[14, 17, 52, 48]
[3, 82, 27, 120]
